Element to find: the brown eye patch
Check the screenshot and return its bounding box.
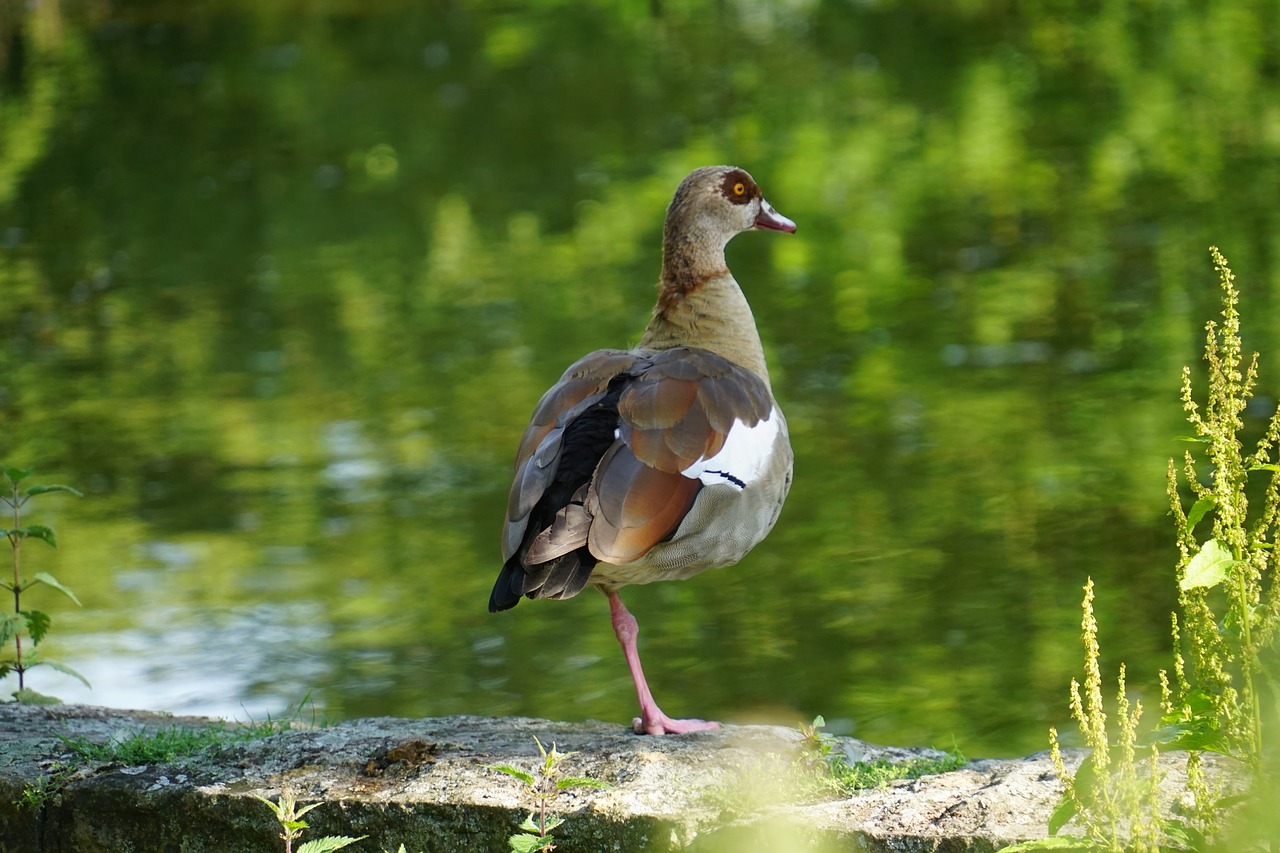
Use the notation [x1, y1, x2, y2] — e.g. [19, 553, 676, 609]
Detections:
[720, 170, 756, 205]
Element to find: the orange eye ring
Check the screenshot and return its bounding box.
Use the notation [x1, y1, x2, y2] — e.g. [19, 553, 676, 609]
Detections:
[733, 182, 746, 196]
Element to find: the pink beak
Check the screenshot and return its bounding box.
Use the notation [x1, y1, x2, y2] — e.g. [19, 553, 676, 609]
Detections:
[755, 199, 797, 233]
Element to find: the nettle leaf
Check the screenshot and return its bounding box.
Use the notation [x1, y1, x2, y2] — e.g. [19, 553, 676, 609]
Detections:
[3, 468, 32, 485]
[251, 794, 286, 819]
[39, 659, 91, 688]
[20, 525, 57, 548]
[1175, 435, 1210, 444]
[28, 573, 82, 606]
[1185, 496, 1216, 531]
[1249, 463, 1280, 473]
[490, 764, 536, 786]
[22, 610, 51, 645]
[508, 834, 549, 853]
[25, 484, 83, 498]
[1181, 539, 1236, 591]
[296, 837, 367, 853]
[292, 801, 324, 819]
[0, 612, 23, 645]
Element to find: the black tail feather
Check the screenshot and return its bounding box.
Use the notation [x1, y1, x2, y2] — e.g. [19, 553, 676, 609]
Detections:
[490, 549, 598, 613]
[491, 379, 625, 614]
[489, 558, 525, 612]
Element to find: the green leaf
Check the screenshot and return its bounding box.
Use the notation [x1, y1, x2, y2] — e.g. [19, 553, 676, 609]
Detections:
[12, 688, 63, 705]
[1149, 718, 1233, 755]
[1175, 435, 1210, 443]
[556, 776, 609, 791]
[1047, 792, 1078, 835]
[26, 484, 83, 498]
[508, 834, 550, 853]
[491, 764, 536, 786]
[293, 801, 324, 819]
[20, 526, 56, 548]
[0, 612, 23, 645]
[1161, 818, 1205, 850]
[1249, 463, 1280, 472]
[518, 815, 542, 833]
[1181, 539, 1236, 590]
[998, 838, 1096, 851]
[28, 573, 82, 606]
[3, 468, 32, 485]
[252, 793, 287, 820]
[1071, 756, 1096, 807]
[39, 659, 91, 688]
[22, 610, 50, 645]
[297, 837, 367, 853]
[1213, 793, 1252, 811]
[1185, 496, 1215, 531]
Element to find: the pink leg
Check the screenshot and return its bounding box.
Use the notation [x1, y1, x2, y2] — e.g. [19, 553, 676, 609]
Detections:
[606, 590, 720, 736]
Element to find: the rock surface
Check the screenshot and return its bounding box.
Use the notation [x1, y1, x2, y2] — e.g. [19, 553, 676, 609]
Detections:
[0, 703, 1191, 852]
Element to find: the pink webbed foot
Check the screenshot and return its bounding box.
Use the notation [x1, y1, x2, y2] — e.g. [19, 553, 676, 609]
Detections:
[632, 713, 721, 736]
[607, 590, 722, 736]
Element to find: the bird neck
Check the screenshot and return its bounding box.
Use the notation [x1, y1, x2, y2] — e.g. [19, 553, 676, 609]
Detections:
[639, 267, 772, 385]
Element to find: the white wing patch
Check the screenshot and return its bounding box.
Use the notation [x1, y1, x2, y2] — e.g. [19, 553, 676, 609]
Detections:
[682, 409, 780, 490]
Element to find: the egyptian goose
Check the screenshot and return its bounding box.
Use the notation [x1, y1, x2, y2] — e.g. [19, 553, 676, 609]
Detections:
[490, 165, 795, 735]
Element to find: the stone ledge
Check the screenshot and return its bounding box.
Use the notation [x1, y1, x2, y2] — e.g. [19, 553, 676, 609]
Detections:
[0, 703, 1202, 852]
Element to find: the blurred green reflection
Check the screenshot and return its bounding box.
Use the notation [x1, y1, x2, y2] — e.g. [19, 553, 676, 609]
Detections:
[3, 1, 1280, 757]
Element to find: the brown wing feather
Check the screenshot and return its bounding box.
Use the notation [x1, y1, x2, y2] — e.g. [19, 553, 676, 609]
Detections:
[500, 345, 776, 596]
[617, 349, 773, 473]
[587, 443, 701, 564]
[503, 349, 637, 562]
[582, 347, 775, 564]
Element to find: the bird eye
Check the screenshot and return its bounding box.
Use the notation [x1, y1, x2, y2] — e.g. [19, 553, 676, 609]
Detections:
[733, 182, 746, 196]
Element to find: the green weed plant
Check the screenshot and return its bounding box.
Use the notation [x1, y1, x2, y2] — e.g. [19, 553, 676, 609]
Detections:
[0, 467, 87, 702]
[797, 716, 967, 795]
[255, 791, 366, 853]
[491, 737, 609, 852]
[1006, 248, 1279, 852]
[61, 718, 285, 765]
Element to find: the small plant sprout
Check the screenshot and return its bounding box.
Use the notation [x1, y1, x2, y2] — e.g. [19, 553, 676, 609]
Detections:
[491, 736, 609, 852]
[0, 467, 88, 702]
[796, 716, 966, 795]
[254, 790, 366, 853]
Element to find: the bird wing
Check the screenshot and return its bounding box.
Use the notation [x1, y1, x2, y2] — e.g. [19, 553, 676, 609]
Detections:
[586, 348, 775, 564]
[503, 348, 638, 563]
[499, 346, 776, 603]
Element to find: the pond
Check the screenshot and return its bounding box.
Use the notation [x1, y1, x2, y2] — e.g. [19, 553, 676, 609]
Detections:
[3, 1, 1280, 757]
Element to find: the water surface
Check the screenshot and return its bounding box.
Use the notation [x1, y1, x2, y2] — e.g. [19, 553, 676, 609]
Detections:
[4, 1, 1280, 756]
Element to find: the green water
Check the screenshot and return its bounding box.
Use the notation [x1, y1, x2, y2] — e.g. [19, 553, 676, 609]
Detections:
[3, 1, 1280, 757]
